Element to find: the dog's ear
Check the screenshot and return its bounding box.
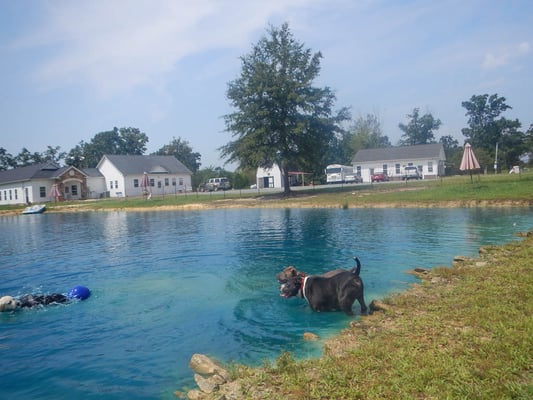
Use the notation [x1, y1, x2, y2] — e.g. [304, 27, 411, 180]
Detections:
[286, 266, 298, 277]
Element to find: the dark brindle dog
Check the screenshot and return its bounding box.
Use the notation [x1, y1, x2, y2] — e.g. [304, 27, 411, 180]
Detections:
[276, 257, 367, 316]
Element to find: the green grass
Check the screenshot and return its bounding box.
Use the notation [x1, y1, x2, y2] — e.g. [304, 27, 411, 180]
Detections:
[2, 171, 531, 214]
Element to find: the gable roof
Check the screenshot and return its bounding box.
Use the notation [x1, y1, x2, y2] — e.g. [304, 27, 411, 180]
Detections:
[98, 155, 192, 175]
[352, 143, 445, 163]
[0, 162, 60, 184]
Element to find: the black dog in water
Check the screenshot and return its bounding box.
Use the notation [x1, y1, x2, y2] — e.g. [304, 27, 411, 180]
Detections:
[0, 286, 91, 312]
[277, 257, 367, 316]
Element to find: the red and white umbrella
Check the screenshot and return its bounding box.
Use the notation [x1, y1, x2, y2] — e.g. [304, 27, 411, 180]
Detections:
[140, 172, 151, 196]
[459, 143, 481, 182]
[50, 184, 62, 202]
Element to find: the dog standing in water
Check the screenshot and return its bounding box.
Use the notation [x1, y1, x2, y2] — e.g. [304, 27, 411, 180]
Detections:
[277, 257, 367, 316]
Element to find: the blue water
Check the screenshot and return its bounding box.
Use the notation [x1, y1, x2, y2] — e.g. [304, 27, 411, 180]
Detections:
[0, 207, 531, 399]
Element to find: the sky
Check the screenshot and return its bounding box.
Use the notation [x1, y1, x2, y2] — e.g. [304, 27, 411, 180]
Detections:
[1, 0, 532, 169]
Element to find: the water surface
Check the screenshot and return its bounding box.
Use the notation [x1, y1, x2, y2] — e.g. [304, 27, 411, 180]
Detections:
[1, 207, 531, 399]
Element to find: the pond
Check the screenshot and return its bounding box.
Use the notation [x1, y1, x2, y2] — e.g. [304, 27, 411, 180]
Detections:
[1, 207, 531, 399]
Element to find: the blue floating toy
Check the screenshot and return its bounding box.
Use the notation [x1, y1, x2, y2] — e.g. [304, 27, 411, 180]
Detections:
[67, 285, 91, 301]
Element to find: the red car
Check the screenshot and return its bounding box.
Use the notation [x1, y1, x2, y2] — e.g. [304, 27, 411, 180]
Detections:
[371, 173, 389, 183]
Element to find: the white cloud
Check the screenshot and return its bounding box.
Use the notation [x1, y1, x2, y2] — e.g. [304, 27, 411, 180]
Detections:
[13, 0, 320, 96]
[481, 41, 530, 70]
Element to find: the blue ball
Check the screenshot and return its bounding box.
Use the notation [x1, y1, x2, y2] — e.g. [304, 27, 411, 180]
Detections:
[67, 285, 91, 301]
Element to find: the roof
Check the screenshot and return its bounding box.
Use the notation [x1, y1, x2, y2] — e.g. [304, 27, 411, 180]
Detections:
[82, 168, 104, 178]
[352, 143, 445, 163]
[0, 162, 60, 184]
[99, 155, 192, 175]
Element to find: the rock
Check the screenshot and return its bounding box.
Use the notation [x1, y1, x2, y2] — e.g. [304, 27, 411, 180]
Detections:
[453, 255, 468, 263]
[413, 267, 430, 274]
[369, 300, 391, 313]
[194, 373, 219, 394]
[188, 354, 231, 397]
[186, 389, 205, 400]
[303, 332, 320, 341]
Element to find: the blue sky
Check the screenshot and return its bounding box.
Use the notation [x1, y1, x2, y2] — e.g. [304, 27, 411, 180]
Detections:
[1, 0, 531, 169]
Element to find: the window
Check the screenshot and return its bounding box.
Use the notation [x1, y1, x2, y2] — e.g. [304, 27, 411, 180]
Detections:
[395, 164, 400, 174]
[115, 180, 118, 189]
[40, 187, 46, 198]
[71, 185, 78, 196]
[9, 190, 12, 200]
[65, 186, 70, 194]
[150, 178, 155, 187]
[172, 178, 176, 186]
[383, 164, 388, 175]
[14, 189, 18, 200]
[179, 177, 184, 186]
[157, 181, 162, 188]
[428, 161, 433, 173]
[356, 166, 361, 176]
[165, 178, 169, 186]
[134, 179, 139, 188]
[110, 181, 114, 189]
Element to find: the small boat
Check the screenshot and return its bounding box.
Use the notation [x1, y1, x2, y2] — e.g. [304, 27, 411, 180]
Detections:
[22, 204, 47, 214]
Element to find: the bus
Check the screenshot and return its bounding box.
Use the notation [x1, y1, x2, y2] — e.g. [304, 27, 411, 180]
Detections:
[325, 164, 356, 183]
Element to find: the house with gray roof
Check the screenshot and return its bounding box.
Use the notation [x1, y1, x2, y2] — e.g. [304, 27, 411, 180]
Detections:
[352, 143, 446, 183]
[96, 155, 192, 198]
[0, 155, 192, 205]
[0, 162, 91, 205]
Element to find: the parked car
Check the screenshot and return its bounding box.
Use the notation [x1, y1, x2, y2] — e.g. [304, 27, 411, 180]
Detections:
[206, 177, 232, 191]
[371, 172, 389, 183]
[345, 174, 363, 183]
[402, 166, 421, 180]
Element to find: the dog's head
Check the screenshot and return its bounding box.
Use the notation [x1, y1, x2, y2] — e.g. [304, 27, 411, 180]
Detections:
[276, 266, 302, 283]
[0, 296, 20, 312]
[279, 276, 303, 298]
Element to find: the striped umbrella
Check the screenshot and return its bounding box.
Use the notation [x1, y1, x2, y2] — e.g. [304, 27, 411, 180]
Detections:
[459, 143, 481, 182]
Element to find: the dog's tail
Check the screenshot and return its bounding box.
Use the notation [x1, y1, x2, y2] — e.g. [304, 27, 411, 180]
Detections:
[351, 257, 361, 276]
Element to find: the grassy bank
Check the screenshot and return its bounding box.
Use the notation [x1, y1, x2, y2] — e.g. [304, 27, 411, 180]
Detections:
[205, 233, 532, 399]
[1, 172, 532, 216]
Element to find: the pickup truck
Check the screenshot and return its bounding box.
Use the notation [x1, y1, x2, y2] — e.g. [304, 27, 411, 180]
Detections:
[371, 172, 389, 183]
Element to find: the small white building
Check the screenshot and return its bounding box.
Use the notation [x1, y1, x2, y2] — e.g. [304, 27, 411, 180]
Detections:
[256, 164, 284, 189]
[352, 143, 446, 182]
[96, 155, 192, 197]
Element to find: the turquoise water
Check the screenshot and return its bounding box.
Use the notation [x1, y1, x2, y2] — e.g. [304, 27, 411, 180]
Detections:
[1, 207, 531, 399]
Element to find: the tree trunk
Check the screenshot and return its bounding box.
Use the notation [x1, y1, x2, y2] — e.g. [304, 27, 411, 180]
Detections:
[281, 166, 291, 195]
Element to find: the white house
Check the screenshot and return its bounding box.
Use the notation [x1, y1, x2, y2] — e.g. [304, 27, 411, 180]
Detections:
[96, 154, 192, 197]
[0, 162, 95, 205]
[352, 143, 446, 182]
[0, 155, 192, 205]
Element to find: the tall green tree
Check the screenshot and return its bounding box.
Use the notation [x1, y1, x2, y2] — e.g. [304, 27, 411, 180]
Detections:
[461, 94, 525, 169]
[0, 147, 15, 171]
[346, 113, 391, 158]
[221, 23, 349, 194]
[68, 127, 149, 167]
[398, 108, 441, 146]
[154, 137, 201, 173]
[14, 147, 43, 167]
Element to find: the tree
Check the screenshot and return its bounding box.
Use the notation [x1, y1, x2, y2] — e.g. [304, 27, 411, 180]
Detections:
[221, 23, 349, 194]
[14, 147, 43, 167]
[42, 146, 66, 164]
[346, 113, 391, 157]
[439, 135, 461, 175]
[154, 137, 201, 173]
[68, 127, 149, 167]
[461, 94, 526, 169]
[398, 108, 441, 146]
[0, 147, 15, 171]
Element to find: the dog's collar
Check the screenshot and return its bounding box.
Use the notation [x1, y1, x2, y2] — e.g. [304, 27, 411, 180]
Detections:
[300, 276, 310, 304]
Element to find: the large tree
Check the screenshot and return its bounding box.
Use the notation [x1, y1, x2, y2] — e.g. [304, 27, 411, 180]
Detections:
[461, 94, 526, 169]
[67, 127, 149, 168]
[398, 108, 441, 146]
[221, 23, 349, 194]
[153, 137, 201, 173]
